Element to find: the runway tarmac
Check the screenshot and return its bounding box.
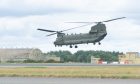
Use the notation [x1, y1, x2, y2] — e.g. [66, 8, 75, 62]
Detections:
[0, 63, 140, 67]
[0, 77, 140, 84]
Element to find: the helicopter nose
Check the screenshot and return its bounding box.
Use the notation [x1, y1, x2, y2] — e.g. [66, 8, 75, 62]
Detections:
[54, 41, 58, 45]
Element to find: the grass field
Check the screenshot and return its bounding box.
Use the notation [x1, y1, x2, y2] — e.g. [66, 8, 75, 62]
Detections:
[0, 66, 140, 79]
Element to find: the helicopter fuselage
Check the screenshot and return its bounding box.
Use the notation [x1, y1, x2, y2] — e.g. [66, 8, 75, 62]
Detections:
[54, 23, 107, 47]
[54, 33, 107, 46]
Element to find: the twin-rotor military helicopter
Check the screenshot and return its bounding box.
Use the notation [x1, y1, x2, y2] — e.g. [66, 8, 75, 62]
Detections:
[37, 17, 125, 48]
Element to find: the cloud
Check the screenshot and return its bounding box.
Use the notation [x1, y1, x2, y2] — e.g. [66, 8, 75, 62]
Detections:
[0, 0, 77, 17]
[0, 0, 140, 53]
[0, 0, 127, 17]
[115, 0, 140, 24]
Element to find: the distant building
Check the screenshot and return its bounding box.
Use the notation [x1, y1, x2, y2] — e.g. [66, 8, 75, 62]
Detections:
[119, 52, 140, 64]
[91, 56, 100, 64]
[0, 48, 43, 62]
[91, 56, 105, 64]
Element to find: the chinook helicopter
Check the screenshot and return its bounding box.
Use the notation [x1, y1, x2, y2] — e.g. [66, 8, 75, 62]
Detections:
[37, 17, 125, 48]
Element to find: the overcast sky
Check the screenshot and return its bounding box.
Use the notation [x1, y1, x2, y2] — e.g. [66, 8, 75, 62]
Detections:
[0, 0, 140, 53]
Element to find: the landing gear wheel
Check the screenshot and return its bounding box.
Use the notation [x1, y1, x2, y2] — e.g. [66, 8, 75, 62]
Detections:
[98, 42, 101, 45]
[70, 45, 72, 48]
[75, 45, 78, 48]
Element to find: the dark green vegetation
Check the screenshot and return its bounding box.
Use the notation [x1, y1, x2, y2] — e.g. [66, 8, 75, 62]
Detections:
[47, 50, 122, 63]
[3, 50, 122, 63]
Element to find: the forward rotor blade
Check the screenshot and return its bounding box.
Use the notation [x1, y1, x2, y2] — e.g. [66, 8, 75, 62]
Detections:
[60, 23, 93, 32]
[102, 17, 126, 22]
[46, 32, 57, 37]
[45, 23, 93, 36]
[37, 28, 57, 32]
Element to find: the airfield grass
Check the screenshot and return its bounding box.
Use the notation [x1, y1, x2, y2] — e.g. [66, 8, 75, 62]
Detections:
[0, 66, 140, 79]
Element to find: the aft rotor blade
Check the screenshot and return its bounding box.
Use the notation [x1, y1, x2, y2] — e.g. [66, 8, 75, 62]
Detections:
[102, 17, 126, 22]
[65, 22, 94, 23]
[46, 32, 57, 36]
[66, 17, 126, 23]
[37, 28, 57, 32]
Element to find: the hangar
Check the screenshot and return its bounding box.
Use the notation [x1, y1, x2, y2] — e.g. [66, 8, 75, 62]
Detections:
[0, 48, 43, 62]
[119, 52, 140, 64]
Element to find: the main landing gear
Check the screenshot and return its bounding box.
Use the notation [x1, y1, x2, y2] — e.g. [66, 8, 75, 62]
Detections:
[93, 42, 101, 45]
[70, 45, 72, 48]
[70, 45, 78, 48]
[98, 42, 101, 45]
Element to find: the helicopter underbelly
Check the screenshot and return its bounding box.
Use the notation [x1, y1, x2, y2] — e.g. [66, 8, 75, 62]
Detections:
[54, 33, 107, 45]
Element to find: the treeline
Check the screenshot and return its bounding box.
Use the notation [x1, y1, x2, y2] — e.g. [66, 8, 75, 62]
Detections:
[47, 50, 123, 63]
